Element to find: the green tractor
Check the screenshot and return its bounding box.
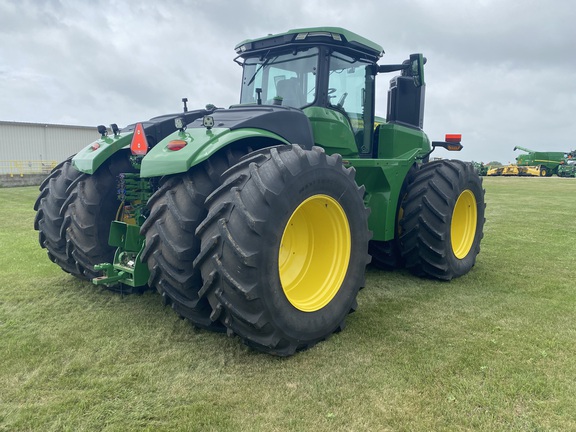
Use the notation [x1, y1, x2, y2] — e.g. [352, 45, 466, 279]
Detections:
[472, 161, 488, 176]
[557, 151, 576, 177]
[35, 27, 485, 356]
[557, 161, 576, 177]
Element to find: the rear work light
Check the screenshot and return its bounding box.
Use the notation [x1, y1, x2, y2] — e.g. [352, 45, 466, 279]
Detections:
[131, 123, 148, 155]
[431, 133, 463, 151]
[295, 31, 343, 41]
[167, 140, 187, 151]
[446, 144, 463, 151]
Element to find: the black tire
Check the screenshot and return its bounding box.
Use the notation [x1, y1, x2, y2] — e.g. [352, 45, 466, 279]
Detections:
[195, 145, 371, 356]
[34, 157, 85, 277]
[64, 152, 138, 286]
[140, 147, 250, 331]
[400, 160, 485, 280]
[368, 240, 402, 269]
[539, 166, 548, 177]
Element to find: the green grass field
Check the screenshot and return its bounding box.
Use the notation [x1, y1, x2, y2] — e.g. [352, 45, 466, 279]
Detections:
[1, 177, 575, 431]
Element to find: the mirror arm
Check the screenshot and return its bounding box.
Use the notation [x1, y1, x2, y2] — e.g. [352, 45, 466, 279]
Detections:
[377, 64, 409, 74]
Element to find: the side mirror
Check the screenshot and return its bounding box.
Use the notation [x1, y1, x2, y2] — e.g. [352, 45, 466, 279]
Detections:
[410, 53, 425, 87]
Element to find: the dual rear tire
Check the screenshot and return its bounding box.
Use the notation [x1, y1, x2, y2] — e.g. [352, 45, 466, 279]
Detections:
[194, 145, 371, 355]
[35, 152, 144, 293]
[140, 147, 250, 330]
[138, 144, 370, 355]
[34, 157, 85, 277]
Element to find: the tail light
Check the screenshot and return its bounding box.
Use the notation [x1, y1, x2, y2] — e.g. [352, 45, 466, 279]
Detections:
[167, 140, 187, 151]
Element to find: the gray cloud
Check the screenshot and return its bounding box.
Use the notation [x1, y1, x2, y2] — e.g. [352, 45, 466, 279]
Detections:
[1, 0, 575, 163]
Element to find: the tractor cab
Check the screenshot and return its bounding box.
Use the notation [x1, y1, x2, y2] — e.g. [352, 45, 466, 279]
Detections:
[235, 27, 426, 158]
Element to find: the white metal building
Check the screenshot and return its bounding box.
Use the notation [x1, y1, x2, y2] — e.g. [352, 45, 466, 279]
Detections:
[0, 121, 100, 174]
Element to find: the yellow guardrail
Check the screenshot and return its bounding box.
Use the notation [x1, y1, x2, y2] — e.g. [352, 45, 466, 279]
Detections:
[0, 160, 58, 177]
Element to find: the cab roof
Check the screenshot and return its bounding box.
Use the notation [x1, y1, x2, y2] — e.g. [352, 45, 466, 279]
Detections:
[235, 26, 384, 61]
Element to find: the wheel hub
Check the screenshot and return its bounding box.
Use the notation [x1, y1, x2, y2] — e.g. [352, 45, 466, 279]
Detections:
[451, 189, 478, 259]
[279, 194, 351, 312]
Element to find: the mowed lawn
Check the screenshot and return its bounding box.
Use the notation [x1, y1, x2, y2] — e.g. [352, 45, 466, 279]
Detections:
[1, 177, 575, 431]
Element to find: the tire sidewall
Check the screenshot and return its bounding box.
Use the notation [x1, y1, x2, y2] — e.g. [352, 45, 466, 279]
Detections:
[67, 150, 136, 276]
[446, 163, 485, 277]
[256, 162, 368, 341]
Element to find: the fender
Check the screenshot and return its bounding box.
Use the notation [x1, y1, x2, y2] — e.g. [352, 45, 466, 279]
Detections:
[72, 109, 212, 174]
[72, 132, 132, 174]
[140, 127, 291, 178]
[140, 105, 315, 178]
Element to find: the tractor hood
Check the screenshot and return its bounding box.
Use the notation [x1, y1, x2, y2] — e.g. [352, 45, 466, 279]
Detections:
[139, 105, 314, 178]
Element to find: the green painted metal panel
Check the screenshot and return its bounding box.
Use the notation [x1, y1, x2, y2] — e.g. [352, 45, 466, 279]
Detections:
[93, 221, 149, 288]
[377, 123, 431, 159]
[347, 158, 416, 241]
[139, 127, 290, 178]
[71, 132, 132, 174]
[303, 107, 358, 157]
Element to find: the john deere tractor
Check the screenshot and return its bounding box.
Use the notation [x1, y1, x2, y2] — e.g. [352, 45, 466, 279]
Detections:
[35, 27, 485, 356]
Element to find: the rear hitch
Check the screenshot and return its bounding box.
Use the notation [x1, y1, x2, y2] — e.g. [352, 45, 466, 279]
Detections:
[91, 221, 149, 288]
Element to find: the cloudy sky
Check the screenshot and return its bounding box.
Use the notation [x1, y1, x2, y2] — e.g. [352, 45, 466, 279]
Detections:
[1, 0, 574, 163]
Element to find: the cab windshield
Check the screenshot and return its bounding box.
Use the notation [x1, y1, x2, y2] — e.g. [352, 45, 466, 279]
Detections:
[239, 48, 319, 108]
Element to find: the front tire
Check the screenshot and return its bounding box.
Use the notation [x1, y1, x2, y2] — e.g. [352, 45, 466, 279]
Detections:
[195, 145, 371, 356]
[400, 160, 485, 280]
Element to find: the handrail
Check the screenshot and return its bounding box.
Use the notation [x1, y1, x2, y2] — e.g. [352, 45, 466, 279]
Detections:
[0, 160, 57, 177]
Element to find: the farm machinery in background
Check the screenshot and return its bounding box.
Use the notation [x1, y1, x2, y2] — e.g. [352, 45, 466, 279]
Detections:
[472, 161, 488, 176]
[35, 27, 485, 356]
[557, 150, 576, 177]
[487, 146, 568, 177]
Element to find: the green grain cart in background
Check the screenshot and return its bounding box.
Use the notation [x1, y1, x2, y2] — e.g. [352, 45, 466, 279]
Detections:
[35, 27, 485, 356]
[513, 146, 566, 176]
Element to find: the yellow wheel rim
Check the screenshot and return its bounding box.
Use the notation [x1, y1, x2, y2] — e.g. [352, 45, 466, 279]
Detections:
[451, 190, 478, 259]
[279, 194, 351, 312]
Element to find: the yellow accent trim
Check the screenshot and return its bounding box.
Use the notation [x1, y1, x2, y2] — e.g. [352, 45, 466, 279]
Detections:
[0, 160, 57, 177]
[486, 167, 501, 176]
[279, 195, 351, 312]
[502, 165, 520, 176]
[451, 190, 478, 259]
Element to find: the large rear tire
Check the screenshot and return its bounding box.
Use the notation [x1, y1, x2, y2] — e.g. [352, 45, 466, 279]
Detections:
[34, 157, 85, 277]
[140, 147, 250, 330]
[195, 145, 371, 356]
[400, 160, 485, 280]
[64, 152, 137, 285]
